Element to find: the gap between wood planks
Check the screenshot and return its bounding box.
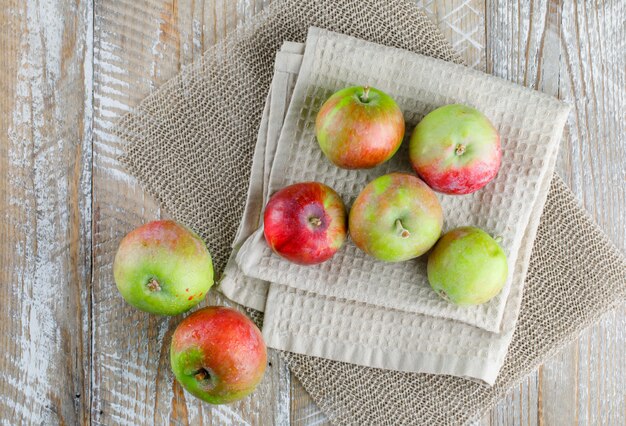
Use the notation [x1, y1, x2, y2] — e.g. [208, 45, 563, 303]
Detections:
[0, 0, 623, 424]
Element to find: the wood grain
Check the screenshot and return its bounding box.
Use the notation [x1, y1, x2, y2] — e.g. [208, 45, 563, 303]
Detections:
[0, 0, 92, 423]
[91, 0, 289, 424]
[419, 0, 486, 70]
[485, 0, 626, 425]
[0, 0, 622, 424]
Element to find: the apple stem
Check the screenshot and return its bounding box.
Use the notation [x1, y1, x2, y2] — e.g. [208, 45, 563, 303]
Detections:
[309, 217, 322, 227]
[147, 278, 161, 292]
[455, 144, 466, 156]
[494, 235, 503, 244]
[360, 86, 370, 103]
[395, 219, 410, 239]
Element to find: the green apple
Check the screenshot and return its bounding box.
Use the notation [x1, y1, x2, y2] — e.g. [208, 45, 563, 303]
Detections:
[349, 172, 443, 262]
[427, 226, 508, 305]
[113, 220, 213, 315]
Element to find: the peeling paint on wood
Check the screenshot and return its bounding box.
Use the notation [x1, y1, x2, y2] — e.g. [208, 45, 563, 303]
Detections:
[91, 1, 289, 425]
[0, 0, 92, 424]
[0, 0, 623, 424]
[485, 1, 626, 425]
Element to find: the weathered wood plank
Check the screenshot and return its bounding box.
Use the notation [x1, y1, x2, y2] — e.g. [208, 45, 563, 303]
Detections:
[554, 2, 625, 424]
[0, 0, 92, 423]
[91, 1, 289, 424]
[419, 0, 486, 70]
[485, 0, 626, 425]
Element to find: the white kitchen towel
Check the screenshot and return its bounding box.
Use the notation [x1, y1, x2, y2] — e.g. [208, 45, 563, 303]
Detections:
[235, 28, 570, 333]
[220, 31, 569, 384]
[221, 42, 304, 312]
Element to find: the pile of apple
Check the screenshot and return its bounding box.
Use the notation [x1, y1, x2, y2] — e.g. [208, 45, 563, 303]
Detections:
[114, 221, 266, 405]
[111, 85, 508, 407]
[266, 85, 508, 305]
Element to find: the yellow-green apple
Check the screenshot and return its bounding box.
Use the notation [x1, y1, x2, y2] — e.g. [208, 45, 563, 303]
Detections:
[264, 182, 347, 265]
[427, 226, 508, 305]
[349, 172, 443, 262]
[409, 104, 501, 195]
[113, 220, 213, 315]
[170, 306, 267, 404]
[315, 85, 405, 169]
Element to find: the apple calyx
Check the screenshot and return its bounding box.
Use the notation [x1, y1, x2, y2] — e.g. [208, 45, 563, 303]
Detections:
[455, 144, 466, 156]
[194, 368, 216, 390]
[147, 278, 162, 292]
[194, 368, 210, 382]
[394, 219, 411, 239]
[309, 216, 322, 227]
[359, 86, 371, 103]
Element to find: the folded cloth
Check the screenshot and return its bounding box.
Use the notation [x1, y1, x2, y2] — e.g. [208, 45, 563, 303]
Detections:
[118, 0, 626, 423]
[222, 34, 565, 385]
[233, 27, 570, 337]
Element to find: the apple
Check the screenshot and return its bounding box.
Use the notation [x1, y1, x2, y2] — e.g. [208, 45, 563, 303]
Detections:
[170, 306, 267, 404]
[315, 85, 405, 169]
[409, 104, 501, 195]
[264, 182, 347, 265]
[349, 172, 443, 262]
[427, 226, 508, 305]
[113, 220, 213, 316]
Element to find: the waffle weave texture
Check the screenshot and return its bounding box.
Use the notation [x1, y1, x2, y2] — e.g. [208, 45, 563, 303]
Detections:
[235, 28, 569, 334]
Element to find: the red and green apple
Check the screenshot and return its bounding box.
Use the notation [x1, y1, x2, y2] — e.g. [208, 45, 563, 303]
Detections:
[264, 182, 347, 265]
[349, 172, 443, 262]
[315, 85, 405, 169]
[409, 104, 501, 195]
[427, 226, 508, 305]
[113, 220, 213, 316]
[170, 306, 267, 404]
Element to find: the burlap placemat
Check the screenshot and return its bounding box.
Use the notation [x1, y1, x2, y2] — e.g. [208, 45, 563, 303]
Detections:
[118, 0, 626, 423]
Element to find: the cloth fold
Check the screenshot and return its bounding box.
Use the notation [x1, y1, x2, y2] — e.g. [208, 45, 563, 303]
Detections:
[118, 0, 626, 424]
[222, 34, 567, 385]
[233, 27, 570, 336]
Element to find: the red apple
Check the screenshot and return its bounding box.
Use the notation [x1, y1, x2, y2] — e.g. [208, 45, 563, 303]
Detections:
[170, 306, 267, 404]
[315, 85, 405, 169]
[263, 182, 347, 265]
[113, 220, 213, 316]
[349, 173, 443, 262]
[409, 104, 501, 195]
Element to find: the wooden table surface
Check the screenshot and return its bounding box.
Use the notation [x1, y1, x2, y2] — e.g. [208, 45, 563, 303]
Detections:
[1, 0, 624, 424]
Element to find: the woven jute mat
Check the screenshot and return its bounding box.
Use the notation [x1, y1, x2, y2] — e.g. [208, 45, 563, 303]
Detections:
[118, 0, 626, 424]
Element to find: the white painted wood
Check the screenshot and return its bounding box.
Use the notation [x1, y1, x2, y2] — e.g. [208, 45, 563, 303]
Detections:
[90, 1, 289, 424]
[0, 0, 92, 423]
[485, 1, 625, 424]
[0, 0, 622, 424]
